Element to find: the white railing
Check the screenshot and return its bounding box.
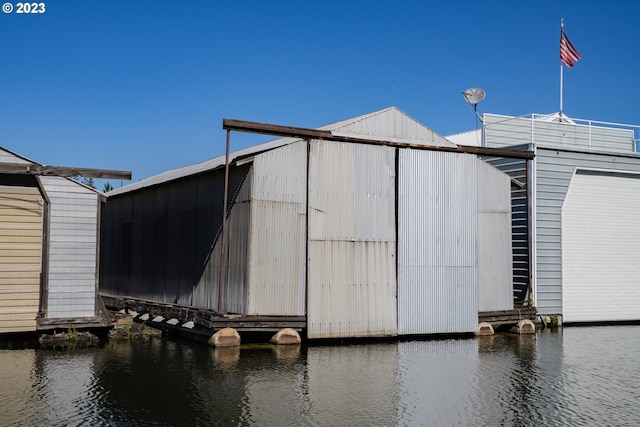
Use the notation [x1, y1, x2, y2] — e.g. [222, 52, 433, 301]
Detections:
[482, 113, 640, 153]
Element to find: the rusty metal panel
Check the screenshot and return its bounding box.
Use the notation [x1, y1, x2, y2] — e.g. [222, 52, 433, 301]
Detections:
[307, 140, 397, 339]
[476, 160, 513, 312]
[246, 141, 307, 315]
[39, 176, 98, 319]
[398, 150, 478, 335]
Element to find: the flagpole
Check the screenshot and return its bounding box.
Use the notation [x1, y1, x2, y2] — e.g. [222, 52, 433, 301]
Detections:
[559, 19, 564, 117]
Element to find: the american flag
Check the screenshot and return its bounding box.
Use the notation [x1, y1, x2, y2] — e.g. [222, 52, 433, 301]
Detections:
[560, 30, 580, 67]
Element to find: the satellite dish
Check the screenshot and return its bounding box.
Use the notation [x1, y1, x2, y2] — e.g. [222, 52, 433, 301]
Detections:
[462, 88, 486, 106]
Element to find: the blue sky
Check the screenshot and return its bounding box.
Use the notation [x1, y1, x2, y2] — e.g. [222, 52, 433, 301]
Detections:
[2, 0, 640, 186]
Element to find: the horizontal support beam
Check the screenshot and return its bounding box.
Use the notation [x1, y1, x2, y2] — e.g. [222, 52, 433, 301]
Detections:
[223, 118, 535, 160]
[0, 163, 132, 180]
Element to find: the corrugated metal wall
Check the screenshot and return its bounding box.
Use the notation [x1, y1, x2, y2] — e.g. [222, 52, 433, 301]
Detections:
[476, 161, 513, 312]
[307, 140, 397, 339]
[483, 151, 530, 303]
[398, 150, 478, 335]
[193, 170, 252, 313]
[330, 107, 456, 146]
[100, 165, 251, 311]
[562, 170, 640, 322]
[247, 141, 307, 315]
[40, 176, 98, 318]
[0, 183, 43, 332]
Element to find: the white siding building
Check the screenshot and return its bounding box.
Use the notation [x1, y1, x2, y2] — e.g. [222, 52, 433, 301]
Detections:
[0, 147, 115, 333]
[471, 112, 640, 323]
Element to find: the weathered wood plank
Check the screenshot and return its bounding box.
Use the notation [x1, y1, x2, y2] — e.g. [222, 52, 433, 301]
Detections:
[101, 293, 307, 332]
[0, 163, 132, 180]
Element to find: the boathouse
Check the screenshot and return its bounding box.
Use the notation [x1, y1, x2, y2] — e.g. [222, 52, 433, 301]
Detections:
[450, 113, 640, 324]
[0, 147, 130, 333]
[100, 107, 529, 338]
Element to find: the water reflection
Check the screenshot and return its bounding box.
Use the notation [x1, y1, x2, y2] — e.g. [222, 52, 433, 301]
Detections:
[0, 326, 639, 426]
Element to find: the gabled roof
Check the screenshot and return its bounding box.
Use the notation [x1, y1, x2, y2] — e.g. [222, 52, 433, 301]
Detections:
[109, 107, 454, 196]
[0, 146, 41, 165]
[0, 146, 114, 195]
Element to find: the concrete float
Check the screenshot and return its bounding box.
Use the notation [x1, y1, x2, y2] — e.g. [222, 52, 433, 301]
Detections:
[208, 327, 241, 347]
[270, 328, 301, 345]
[476, 322, 495, 336]
[510, 319, 536, 335]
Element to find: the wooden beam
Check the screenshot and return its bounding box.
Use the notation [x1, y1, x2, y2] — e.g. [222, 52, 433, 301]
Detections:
[0, 163, 132, 180]
[223, 118, 535, 160]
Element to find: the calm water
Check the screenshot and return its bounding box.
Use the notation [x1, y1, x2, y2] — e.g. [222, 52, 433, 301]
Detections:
[1, 325, 639, 426]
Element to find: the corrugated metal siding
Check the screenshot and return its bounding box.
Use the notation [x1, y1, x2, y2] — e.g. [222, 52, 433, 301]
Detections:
[534, 148, 640, 315]
[247, 142, 307, 315]
[111, 107, 451, 196]
[0, 185, 42, 332]
[307, 141, 397, 338]
[331, 108, 456, 147]
[40, 177, 98, 318]
[101, 166, 251, 312]
[193, 170, 252, 314]
[484, 114, 635, 153]
[483, 155, 530, 303]
[476, 161, 513, 312]
[397, 150, 478, 335]
[562, 170, 640, 322]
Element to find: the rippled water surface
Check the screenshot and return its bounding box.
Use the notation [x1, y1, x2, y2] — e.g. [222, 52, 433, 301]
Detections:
[1, 326, 639, 426]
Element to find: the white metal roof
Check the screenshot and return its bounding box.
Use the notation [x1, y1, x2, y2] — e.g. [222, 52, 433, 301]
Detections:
[446, 129, 482, 147]
[109, 107, 455, 196]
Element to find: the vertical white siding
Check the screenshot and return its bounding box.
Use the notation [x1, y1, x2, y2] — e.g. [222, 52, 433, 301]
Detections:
[247, 141, 307, 315]
[40, 177, 98, 318]
[562, 170, 640, 322]
[398, 150, 478, 335]
[307, 141, 397, 338]
[477, 161, 513, 312]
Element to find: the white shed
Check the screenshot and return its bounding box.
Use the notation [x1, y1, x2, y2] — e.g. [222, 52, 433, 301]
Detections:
[0, 147, 129, 333]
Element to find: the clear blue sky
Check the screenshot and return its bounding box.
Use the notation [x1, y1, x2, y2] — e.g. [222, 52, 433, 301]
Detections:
[2, 0, 639, 185]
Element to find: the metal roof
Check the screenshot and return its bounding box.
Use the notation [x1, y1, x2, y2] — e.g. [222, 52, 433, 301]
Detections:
[109, 107, 456, 196]
[446, 129, 481, 146]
